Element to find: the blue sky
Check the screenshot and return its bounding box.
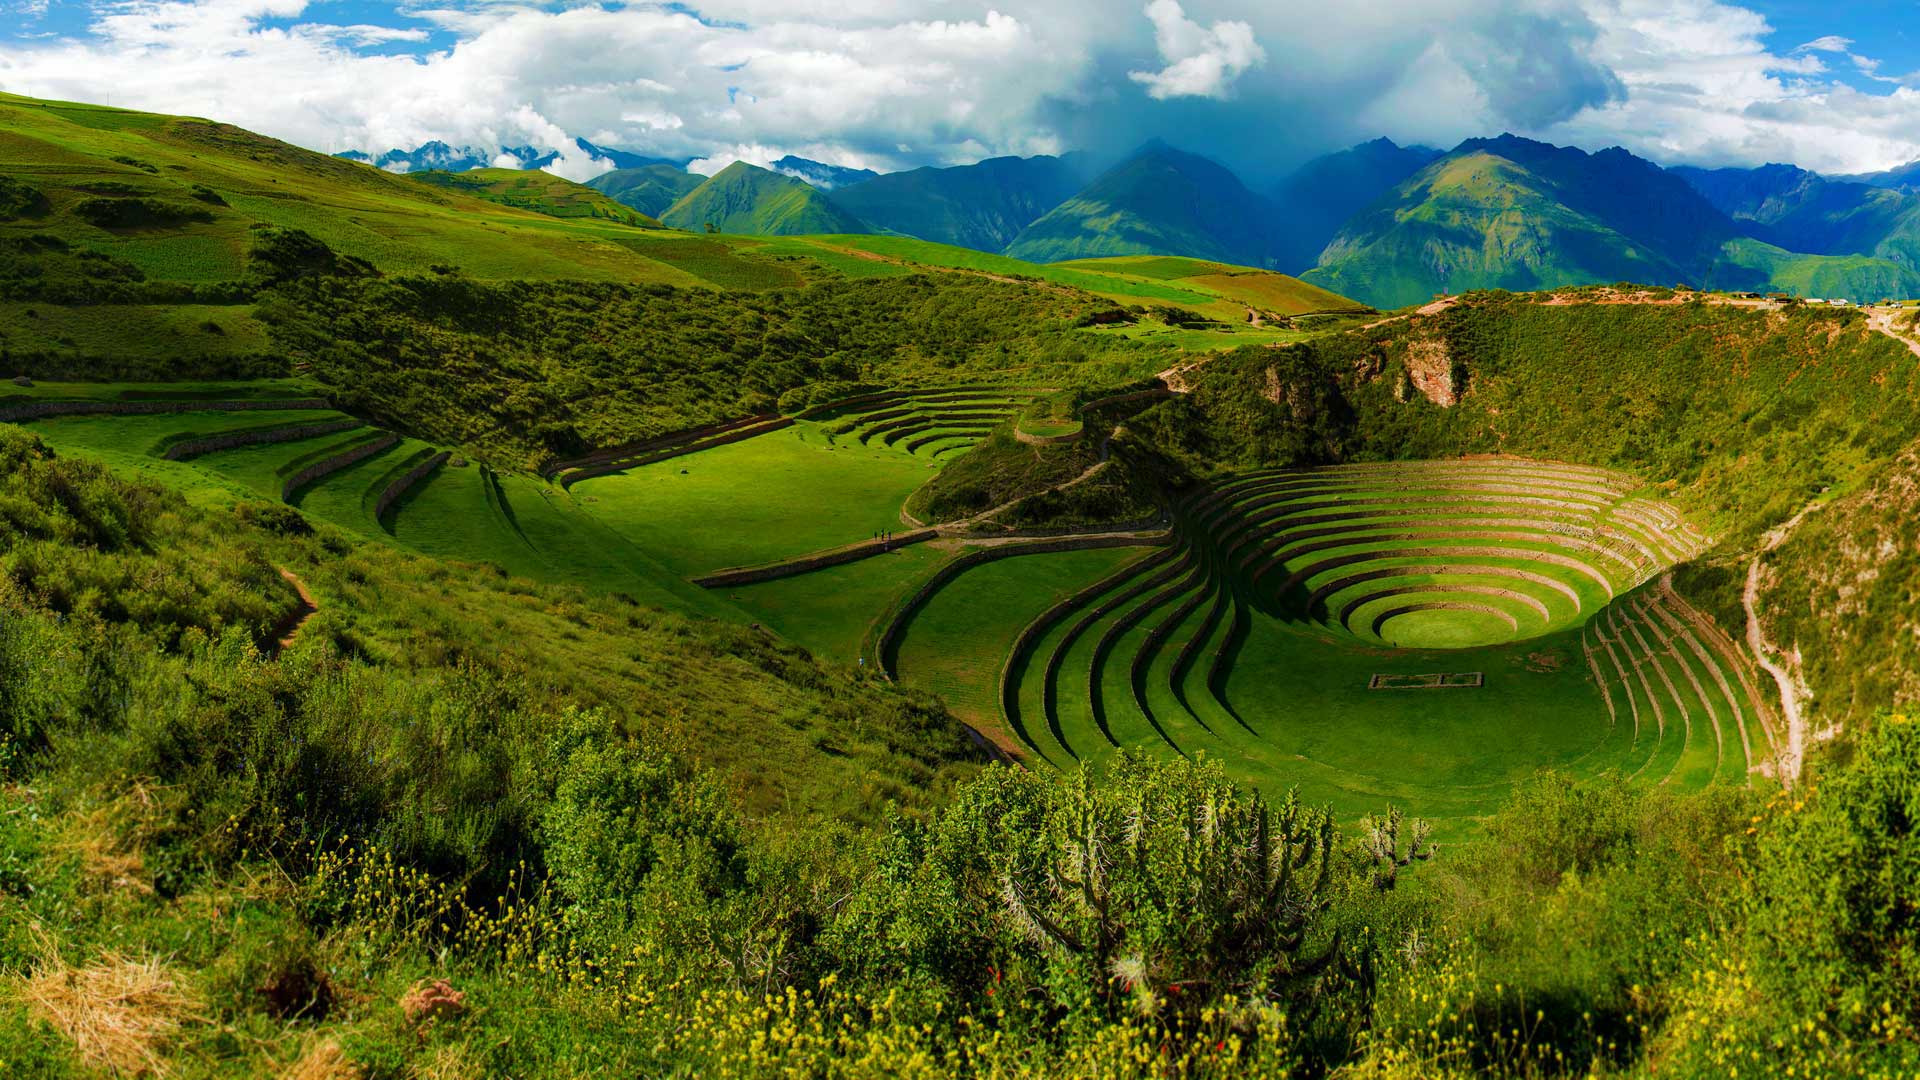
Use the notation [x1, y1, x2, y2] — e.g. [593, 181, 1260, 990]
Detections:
[5, 2, 1920, 182]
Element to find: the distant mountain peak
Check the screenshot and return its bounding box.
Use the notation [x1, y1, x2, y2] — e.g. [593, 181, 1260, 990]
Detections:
[769, 155, 878, 190]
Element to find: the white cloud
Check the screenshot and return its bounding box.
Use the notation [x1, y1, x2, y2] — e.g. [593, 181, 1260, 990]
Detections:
[1543, 0, 1920, 173]
[1127, 0, 1264, 100]
[0, 0, 1918, 179]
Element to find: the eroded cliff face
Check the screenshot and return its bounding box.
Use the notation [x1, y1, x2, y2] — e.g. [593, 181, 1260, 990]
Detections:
[1757, 440, 1920, 736]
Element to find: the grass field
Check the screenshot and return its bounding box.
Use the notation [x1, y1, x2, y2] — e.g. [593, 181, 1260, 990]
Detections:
[572, 423, 942, 576]
[728, 542, 956, 665]
[894, 546, 1149, 723]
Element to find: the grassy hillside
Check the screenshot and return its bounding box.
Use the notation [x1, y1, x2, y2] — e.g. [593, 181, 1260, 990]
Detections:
[829, 153, 1091, 252]
[1308, 137, 1920, 308]
[405, 167, 661, 227]
[585, 163, 703, 217]
[1268, 137, 1441, 273]
[0, 93, 722, 285]
[1303, 150, 1693, 309]
[1003, 143, 1278, 266]
[1134, 292, 1919, 542]
[661, 162, 868, 235]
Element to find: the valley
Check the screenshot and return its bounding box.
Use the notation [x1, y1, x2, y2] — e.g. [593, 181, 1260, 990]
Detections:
[3, 82, 1919, 1080]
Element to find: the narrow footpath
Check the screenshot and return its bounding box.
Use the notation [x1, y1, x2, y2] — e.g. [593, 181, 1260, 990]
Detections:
[268, 568, 318, 657]
[1743, 504, 1820, 784]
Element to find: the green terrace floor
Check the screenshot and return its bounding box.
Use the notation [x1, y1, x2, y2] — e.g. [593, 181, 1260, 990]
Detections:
[10, 386, 1782, 839]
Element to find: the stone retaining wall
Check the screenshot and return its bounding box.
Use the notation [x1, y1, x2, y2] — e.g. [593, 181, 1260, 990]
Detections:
[695, 529, 938, 589]
[280, 432, 398, 501]
[542, 413, 777, 478]
[0, 397, 330, 423]
[374, 451, 451, 519]
[558, 418, 793, 487]
[161, 418, 364, 460]
[873, 533, 1170, 678]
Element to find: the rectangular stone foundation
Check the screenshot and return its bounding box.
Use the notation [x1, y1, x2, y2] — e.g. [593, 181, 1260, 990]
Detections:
[1369, 672, 1485, 690]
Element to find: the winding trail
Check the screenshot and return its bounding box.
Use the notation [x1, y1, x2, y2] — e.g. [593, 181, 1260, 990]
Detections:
[1743, 503, 1821, 784]
[268, 568, 318, 657]
[1866, 306, 1920, 361]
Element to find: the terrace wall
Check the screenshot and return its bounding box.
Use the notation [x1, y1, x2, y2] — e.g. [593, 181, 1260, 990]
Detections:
[280, 432, 398, 501]
[0, 397, 331, 422]
[374, 451, 452, 519]
[160, 418, 365, 460]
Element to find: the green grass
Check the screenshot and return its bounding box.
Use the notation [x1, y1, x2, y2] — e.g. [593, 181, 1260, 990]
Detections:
[0, 92, 750, 287]
[893, 546, 1147, 726]
[0, 302, 271, 359]
[728, 542, 956, 665]
[572, 423, 941, 576]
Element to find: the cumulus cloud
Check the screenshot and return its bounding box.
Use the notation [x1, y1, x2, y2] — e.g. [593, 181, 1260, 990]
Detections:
[1127, 0, 1264, 100]
[0, 0, 1918, 180]
[1545, 0, 1920, 173]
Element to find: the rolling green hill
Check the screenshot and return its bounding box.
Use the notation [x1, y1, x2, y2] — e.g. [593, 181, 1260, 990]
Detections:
[1675, 162, 1920, 275]
[1269, 137, 1441, 273]
[660, 161, 869, 235]
[0, 92, 728, 285]
[586, 163, 704, 217]
[830, 153, 1093, 252]
[1306, 136, 1920, 308]
[405, 167, 661, 226]
[1301, 137, 1731, 308]
[1002, 142, 1279, 266]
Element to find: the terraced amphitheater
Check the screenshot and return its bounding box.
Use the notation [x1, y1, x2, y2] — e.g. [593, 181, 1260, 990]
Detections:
[890, 455, 1782, 833]
[809, 386, 1045, 461]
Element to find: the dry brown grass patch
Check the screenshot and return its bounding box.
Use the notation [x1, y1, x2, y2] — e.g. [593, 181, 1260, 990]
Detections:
[14, 930, 203, 1077]
[280, 1037, 361, 1080]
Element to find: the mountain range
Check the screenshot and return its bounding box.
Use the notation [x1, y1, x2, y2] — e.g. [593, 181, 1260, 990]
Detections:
[337, 137, 680, 175]
[350, 134, 1920, 306]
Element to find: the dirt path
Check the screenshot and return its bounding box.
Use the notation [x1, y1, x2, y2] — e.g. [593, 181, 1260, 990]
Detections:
[1743, 503, 1821, 784]
[267, 568, 318, 657]
[1867, 307, 1920, 360]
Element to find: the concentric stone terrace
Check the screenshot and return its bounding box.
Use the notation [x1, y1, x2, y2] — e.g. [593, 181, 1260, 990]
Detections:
[923, 454, 1783, 822]
[1198, 458, 1710, 649]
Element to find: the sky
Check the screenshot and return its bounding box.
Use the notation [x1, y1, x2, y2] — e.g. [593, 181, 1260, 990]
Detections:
[4, 1, 1920, 183]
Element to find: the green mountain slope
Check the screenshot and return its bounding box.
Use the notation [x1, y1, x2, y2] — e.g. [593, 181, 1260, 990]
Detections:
[408, 167, 661, 226]
[830, 154, 1092, 252]
[1269, 138, 1440, 273]
[1002, 143, 1278, 266]
[660, 162, 869, 235]
[0, 92, 728, 285]
[1674, 163, 1920, 271]
[587, 163, 704, 218]
[1302, 149, 1693, 308]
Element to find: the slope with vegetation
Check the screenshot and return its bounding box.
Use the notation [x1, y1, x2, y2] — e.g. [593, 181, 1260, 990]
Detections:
[404, 167, 661, 227]
[584, 162, 703, 217]
[830, 153, 1093, 252]
[6, 89, 1920, 1078]
[660, 161, 869, 236]
[1004, 142, 1280, 267]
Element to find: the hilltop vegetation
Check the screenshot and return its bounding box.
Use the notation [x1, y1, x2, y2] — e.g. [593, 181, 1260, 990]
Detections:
[8, 89, 1920, 1078]
[1130, 292, 1919, 540]
[263, 270, 1159, 468]
[1005, 143, 1280, 267]
[585, 162, 703, 217]
[404, 167, 661, 227]
[661, 161, 869, 236]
